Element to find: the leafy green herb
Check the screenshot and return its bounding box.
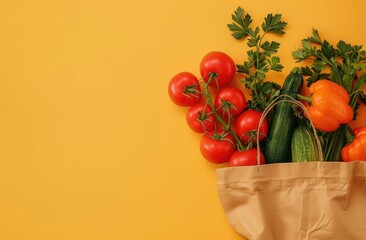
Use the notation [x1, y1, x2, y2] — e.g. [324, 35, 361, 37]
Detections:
[292, 28, 366, 161]
[292, 28, 366, 92]
[228, 7, 287, 112]
[261, 14, 287, 34]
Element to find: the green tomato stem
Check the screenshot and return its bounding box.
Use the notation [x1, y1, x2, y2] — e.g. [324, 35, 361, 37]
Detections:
[202, 72, 244, 150]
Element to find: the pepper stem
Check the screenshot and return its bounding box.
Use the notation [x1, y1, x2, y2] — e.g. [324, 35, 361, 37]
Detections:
[296, 94, 312, 104]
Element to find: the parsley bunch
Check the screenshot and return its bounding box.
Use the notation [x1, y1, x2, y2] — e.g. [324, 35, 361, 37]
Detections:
[292, 29, 366, 161]
[227, 7, 287, 112]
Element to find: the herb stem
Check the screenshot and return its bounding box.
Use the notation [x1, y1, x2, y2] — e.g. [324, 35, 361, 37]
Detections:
[316, 52, 343, 85]
[350, 73, 366, 108]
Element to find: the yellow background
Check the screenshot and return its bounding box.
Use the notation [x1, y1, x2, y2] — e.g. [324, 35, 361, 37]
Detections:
[0, 0, 365, 239]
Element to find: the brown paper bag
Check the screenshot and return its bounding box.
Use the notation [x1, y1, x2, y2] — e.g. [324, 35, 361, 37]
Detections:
[216, 161, 366, 240]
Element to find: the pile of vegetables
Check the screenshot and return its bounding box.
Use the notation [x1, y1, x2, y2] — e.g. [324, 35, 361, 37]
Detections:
[168, 7, 366, 166]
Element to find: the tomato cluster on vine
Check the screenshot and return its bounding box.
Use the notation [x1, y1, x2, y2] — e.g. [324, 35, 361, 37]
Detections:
[168, 51, 267, 166]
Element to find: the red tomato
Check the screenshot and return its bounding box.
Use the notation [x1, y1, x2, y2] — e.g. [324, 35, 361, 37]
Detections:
[200, 51, 236, 88]
[236, 109, 268, 143]
[168, 72, 201, 107]
[215, 87, 247, 119]
[229, 148, 265, 166]
[186, 103, 216, 133]
[200, 131, 235, 164]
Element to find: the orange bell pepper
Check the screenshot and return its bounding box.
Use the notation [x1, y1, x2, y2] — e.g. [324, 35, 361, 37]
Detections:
[299, 80, 353, 132]
[341, 126, 366, 162]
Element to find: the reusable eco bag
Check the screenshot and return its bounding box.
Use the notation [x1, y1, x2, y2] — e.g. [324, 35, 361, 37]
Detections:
[216, 161, 366, 240]
[216, 96, 366, 239]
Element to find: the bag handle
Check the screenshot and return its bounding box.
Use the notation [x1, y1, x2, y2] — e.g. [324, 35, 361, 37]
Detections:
[256, 94, 324, 168]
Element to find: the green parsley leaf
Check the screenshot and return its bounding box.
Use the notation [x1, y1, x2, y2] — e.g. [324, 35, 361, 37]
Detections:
[306, 28, 322, 44]
[247, 27, 260, 47]
[337, 40, 352, 57]
[268, 56, 284, 72]
[301, 39, 312, 50]
[313, 59, 327, 71]
[301, 66, 313, 76]
[320, 40, 335, 60]
[227, 7, 252, 40]
[261, 14, 287, 34]
[292, 49, 307, 61]
[261, 41, 280, 56]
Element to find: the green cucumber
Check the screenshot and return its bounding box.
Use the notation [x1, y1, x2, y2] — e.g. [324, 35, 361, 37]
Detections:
[291, 126, 319, 162]
[264, 68, 303, 163]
